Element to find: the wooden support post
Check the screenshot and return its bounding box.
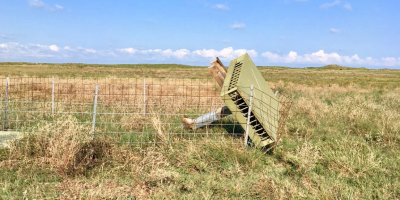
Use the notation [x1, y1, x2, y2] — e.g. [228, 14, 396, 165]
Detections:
[216, 57, 225, 67]
[208, 57, 227, 87]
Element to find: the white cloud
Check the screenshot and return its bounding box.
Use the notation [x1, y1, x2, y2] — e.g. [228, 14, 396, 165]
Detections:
[214, 4, 229, 10]
[262, 50, 400, 67]
[85, 48, 96, 53]
[0, 43, 103, 60]
[381, 57, 398, 66]
[0, 42, 59, 58]
[1, 42, 399, 68]
[49, 45, 59, 52]
[117, 47, 256, 61]
[330, 28, 341, 33]
[66, 47, 99, 54]
[118, 48, 138, 54]
[320, 0, 340, 9]
[262, 50, 345, 64]
[55, 4, 63, 10]
[193, 47, 257, 60]
[230, 22, 246, 29]
[171, 49, 191, 58]
[343, 3, 352, 10]
[118, 48, 191, 59]
[29, 0, 46, 8]
[29, 0, 64, 11]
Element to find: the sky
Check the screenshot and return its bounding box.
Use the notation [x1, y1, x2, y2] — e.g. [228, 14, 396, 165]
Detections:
[0, 0, 399, 68]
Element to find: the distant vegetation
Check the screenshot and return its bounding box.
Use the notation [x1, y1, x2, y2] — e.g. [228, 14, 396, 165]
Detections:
[0, 62, 398, 80]
[305, 64, 368, 70]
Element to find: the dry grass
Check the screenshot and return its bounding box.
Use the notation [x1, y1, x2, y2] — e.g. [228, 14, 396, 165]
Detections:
[0, 65, 399, 199]
[55, 179, 146, 200]
[7, 115, 112, 177]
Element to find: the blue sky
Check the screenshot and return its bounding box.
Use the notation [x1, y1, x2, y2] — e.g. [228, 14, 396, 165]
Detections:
[0, 0, 399, 68]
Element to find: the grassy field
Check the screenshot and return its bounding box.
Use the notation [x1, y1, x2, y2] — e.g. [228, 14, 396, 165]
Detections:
[0, 62, 399, 199]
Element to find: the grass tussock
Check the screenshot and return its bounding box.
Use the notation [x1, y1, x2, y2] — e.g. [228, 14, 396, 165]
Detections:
[7, 115, 113, 177]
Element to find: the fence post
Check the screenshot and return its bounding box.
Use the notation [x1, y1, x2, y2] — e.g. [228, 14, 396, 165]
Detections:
[91, 84, 98, 140]
[245, 85, 254, 146]
[143, 78, 146, 117]
[52, 76, 55, 114]
[3, 77, 9, 131]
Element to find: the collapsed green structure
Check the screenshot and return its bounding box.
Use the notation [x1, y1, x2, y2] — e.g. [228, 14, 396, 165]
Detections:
[182, 53, 290, 148]
[221, 54, 279, 148]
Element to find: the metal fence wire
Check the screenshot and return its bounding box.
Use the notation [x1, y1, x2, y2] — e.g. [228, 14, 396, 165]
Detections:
[0, 77, 291, 146]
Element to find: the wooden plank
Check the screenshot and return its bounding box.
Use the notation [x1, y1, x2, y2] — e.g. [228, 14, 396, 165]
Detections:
[208, 58, 227, 87]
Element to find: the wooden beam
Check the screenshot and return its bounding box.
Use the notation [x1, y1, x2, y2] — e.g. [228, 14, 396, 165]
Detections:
[216, 57, 225, 68]
[208, 57, 227, 87]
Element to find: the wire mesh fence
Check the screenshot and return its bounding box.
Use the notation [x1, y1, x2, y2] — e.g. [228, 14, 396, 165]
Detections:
[0, 77, 244, 146]
[0, 77, 291, 147]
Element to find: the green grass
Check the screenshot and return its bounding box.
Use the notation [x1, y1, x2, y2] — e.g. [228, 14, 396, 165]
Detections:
[0, 62, 399, 199]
